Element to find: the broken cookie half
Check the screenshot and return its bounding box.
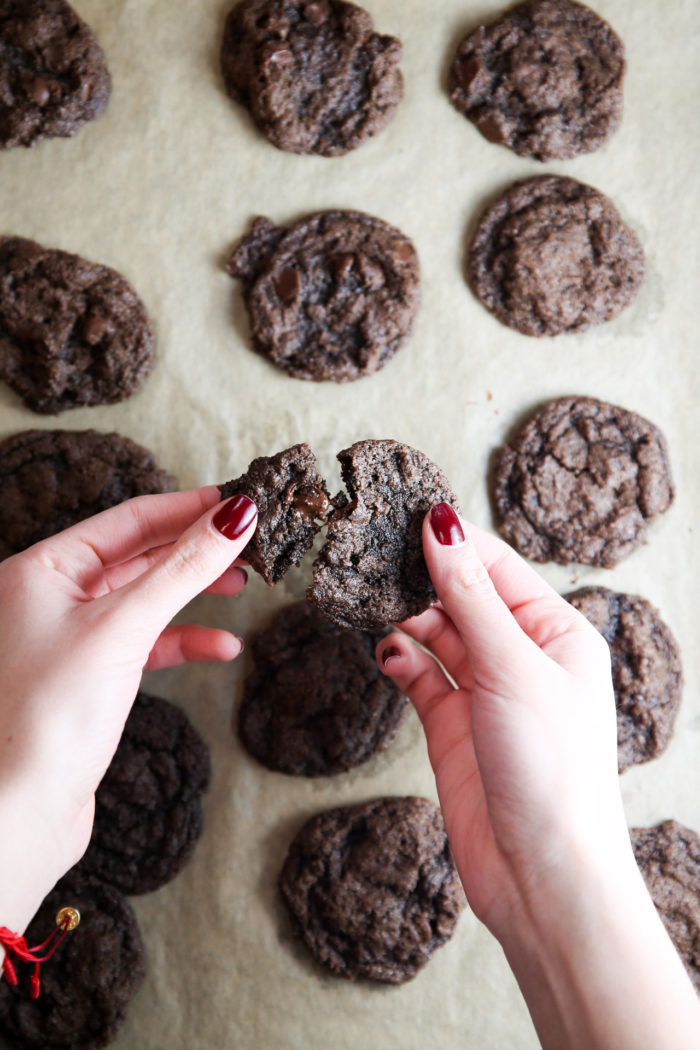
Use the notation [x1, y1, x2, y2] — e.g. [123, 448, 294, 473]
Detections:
[219, 438, 459, 629]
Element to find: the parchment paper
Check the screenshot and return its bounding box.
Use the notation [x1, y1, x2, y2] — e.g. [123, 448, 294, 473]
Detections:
[0, 1, 698, 1047]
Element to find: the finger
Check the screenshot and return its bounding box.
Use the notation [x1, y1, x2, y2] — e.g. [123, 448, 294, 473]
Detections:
[464, 522, 568, 612]
[38, 487, 224, 583]
[424, 506, 541, 686]
[105, 494, 257, 634]
[144, 624, 244, 671]
[99, 548, 248, 598]
[377, 635, 479, 809]
[396, 605, 475, 692]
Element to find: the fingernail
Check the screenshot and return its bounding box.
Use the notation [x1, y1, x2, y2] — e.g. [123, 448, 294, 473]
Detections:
[430, 503, 465, 546]
[213, 495, 257, 540]
[381, 645, 402, 668]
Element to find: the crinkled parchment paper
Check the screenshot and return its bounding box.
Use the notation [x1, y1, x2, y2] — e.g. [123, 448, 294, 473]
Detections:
[0, 1, 698, 1047]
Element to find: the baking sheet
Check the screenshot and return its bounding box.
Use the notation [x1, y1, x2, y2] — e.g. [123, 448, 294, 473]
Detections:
[0, 1, 698, 1047]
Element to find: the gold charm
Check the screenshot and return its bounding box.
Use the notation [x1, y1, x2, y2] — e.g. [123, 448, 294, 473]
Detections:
[55, 907, 80, 932]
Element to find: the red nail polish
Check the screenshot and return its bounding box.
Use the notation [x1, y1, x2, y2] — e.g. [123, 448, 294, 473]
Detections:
[382, 645, 402, 667]
[213, 495, 257, 540]
[430, 503, 464, 546]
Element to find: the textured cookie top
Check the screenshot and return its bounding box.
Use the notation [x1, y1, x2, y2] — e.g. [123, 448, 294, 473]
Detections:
[631, 820, 700, 993]
[279, 797, 465, 983]
[565, 587, 683, 772]
[240, 601, 407, 776]
[308, 439, 459, 629]
[227, 211, 420, 381]
[77, 692, 211, 896]
[0, 0, 111, 150]
[449, 0, 624, 161]
[219, 443, 331, 585]
[0, 428, 176, 560]
[0, 869, 145, 1050]
[0, 237, 153, 413]
[468, 176, 644, 336]
[493, 397, 674, 567]
[221, 0, 402, 156]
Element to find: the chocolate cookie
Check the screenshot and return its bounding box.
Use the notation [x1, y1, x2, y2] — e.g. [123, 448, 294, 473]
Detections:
[468, 176, 644, 336]
[308, 439, 459, 629]
[279, 797, 465, 983]
[0, 869, 145, 1049]
[493, 397, 674, 567]
[0, 0, 111, 150]
[77, 692, 211, 895]
[0, 237, 153, 414]
[239, 601, 407, 776]
[565, 587, 682, 772]
[631, 820, 700, 992]
[0, 429, 177, 561]
[221, 0, 402, 156]
[226, 210, 420, 382]
[449, 0, 624, 161]
[219, 444, 331, 585]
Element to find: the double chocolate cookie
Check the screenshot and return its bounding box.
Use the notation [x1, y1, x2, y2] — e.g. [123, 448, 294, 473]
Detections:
[565, 587, 683, 772]
[0, 237, 153, 414]
[239, 601, 407, 776]
[219, 444, 331, 585]
[309, 439, 459, 629]
[493, 397, 674, 567]
[226, 211, 420, 381]
[0, 429, 176, 561]
[0, 0, 111, 150]
[0, 869, 145, 1049]
[631, 820, 700, 992]
[221, 0, 402, 156]
[468, 176, 644, 336]
[449, 0, 625, 161]
[279, 797, 465, 983]
[77, 692, 211, 895]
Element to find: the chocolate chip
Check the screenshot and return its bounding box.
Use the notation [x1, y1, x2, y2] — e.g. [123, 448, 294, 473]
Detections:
[304, 2, 327, 25]
[457, 56, 481, 91]
[395, 242, 414, 264]
[79, 79, 93, 102]
[293, 487, 330, 521]
[261, 42, 293, 66]
[329, 252, 355, 280]
[82, 314, 109, 344]
[30, 78, 51, 106]
[275, 267, 301, 304]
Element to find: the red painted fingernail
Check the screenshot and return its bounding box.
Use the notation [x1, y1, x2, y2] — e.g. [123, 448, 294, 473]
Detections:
[213, 495, 257, 540]
[430, 503, 464, 546]
[382, 645, 402, 668]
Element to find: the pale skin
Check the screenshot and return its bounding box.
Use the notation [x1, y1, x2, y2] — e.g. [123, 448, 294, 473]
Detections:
[0, 493, 698, 1048]
[377, 506, 700, 1050]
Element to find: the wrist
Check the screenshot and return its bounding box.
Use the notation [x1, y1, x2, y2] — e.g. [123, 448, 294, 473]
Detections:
[497, 835, 700, 1050]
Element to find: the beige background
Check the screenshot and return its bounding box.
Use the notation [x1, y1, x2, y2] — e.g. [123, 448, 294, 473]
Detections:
[0, 1, 698, 1047]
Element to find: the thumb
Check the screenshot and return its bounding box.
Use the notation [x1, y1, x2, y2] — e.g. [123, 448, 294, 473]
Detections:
[105, 494, 257, 634]
[423, 504, 539, 688]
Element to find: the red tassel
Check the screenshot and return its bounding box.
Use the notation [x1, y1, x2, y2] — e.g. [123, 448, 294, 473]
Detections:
[0, 908, 79, 999]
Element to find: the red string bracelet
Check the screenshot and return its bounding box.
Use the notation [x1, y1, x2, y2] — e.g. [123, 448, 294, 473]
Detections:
[0, 906, 80, 999]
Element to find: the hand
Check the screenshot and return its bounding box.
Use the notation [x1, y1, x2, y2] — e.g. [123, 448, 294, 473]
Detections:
[0, 487, 256, 934]
[377, 504, 700, 1050]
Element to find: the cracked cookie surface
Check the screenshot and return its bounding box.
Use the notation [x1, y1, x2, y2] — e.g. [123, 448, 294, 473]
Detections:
[0, 428, 176, 560]
[565, 586, 682, 772]
[0, 237, 153, 413]
[221, 0, 402, 156]
[631, 821, 700, 993]
[468, 176, 644, 336]
[493, 397, 674, 567]
[77, 692, 211, 896]
[239, 601, 407, 776]
[449, 0, 624, 161]
[0, 0, 111, 150]
[279, 797, 465, 983]
[308, 439, 458, 629]
[227, 210, 419, 381]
